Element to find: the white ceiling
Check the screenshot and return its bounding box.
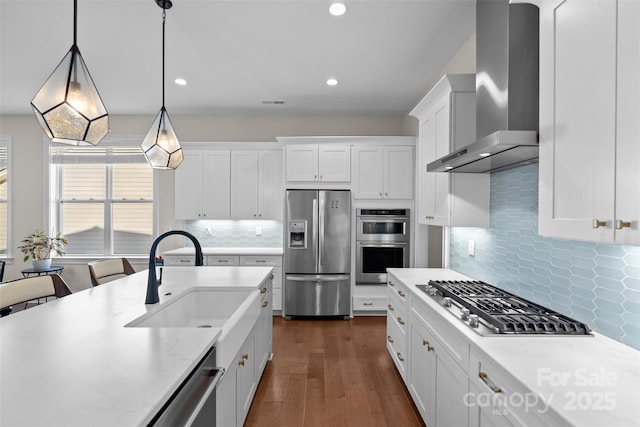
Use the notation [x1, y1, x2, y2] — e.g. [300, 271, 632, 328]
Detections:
[0, 0, 475, 117]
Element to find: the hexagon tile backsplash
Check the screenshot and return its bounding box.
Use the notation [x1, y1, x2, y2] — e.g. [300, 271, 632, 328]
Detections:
[450, 164, 640, 350]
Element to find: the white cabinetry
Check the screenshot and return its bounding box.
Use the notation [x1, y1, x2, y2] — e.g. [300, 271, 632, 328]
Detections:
[352, 145, 414, 200]
[231, 150, 283, 220]
[240, 255, 282, 312]
[175, 150, 230, 219]
[285, 144, 351, 183]
[386, 274, 409, 380]
[217, 274, 273, 427]
[409, 303, 469, 427]
[410, 74, 489, 227]
[468, 348, 568, 427]
[538, 0, 639, 245]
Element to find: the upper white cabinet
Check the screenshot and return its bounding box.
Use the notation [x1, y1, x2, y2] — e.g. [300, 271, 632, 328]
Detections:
[538, 0, 639, 245]
[231, 150, 283, 220]
[352, 145, 414, 200]
[410, 74, 490, 227]
[285, 144, 350, 183]
[175, 150, 230, 219]
[175, 144, 283, 221]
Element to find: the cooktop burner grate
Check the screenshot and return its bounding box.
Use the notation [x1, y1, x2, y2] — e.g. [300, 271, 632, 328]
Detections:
[426, 280, 591, 335]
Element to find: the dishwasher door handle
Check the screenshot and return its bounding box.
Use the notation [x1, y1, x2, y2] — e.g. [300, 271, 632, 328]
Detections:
[183, 367, 225, 427]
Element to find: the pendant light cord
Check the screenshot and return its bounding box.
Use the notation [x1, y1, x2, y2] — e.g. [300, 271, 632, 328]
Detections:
[73, 0, 77, 46]
[162, 9, 166, 108]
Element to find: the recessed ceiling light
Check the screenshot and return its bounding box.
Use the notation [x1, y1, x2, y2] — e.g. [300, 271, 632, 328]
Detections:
[174, 78, 187, 86]
[444, 166, 454, 170]
[329, 2, 347, 16]
[326, 78, 338, 86]
[479, 152, 491, 157]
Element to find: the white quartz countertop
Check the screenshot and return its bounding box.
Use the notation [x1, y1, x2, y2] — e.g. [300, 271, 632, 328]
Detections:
[0, 266, 273, 427]
[162, 247, 283, 256]
[388, 268, 640, 427]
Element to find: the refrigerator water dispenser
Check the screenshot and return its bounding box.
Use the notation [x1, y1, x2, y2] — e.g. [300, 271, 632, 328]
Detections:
[288, 220, 307, 248]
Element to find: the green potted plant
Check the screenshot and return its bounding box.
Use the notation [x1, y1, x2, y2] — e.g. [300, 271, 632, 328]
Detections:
[18, 229, 68, 271]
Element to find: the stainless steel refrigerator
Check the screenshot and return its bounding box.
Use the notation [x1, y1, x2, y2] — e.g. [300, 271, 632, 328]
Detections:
[284, 190, 351, 317]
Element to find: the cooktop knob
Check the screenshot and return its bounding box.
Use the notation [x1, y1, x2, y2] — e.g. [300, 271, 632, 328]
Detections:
[442, 297, 452, 307]
[468, 314, 479, 328]
[460, 308, 470, 320]
[428, 287, 438, 296]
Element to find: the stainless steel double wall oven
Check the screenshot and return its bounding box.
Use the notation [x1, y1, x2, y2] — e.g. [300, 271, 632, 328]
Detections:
[356, 209, 410, 285]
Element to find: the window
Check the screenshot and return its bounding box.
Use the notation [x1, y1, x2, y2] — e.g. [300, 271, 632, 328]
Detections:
[50, 141, 154, 256]
[0, 137, 10, 257]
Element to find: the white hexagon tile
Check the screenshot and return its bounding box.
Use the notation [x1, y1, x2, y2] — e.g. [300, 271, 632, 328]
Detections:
[450, 164, 640, 350]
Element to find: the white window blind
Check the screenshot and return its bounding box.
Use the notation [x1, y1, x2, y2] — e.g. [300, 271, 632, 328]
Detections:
[0, 137, 9, 256]
[50, 141, 154, 256]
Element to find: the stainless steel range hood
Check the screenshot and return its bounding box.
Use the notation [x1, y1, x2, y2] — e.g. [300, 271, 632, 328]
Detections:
[428, 0, 539, 173]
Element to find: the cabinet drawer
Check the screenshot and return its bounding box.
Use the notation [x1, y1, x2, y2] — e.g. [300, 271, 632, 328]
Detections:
[207, 256, 240, 266]
[239, 256, 282, 266]
[353, 296, 388, 311]
[163, 256, 195, 266]
[470, 350, 568, 427]
[271, 266, 282, 290]
[411, 299, 469, 373]
[387, 312, 407, 378]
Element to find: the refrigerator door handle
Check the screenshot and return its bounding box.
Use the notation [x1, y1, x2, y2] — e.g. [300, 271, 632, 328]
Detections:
[318, 196, 325, 268]
[312, 197, 318, 267]
[286, 274, 351, 282]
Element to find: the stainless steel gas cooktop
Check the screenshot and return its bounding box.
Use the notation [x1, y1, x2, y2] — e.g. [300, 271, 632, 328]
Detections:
[417, 280, 592, 336]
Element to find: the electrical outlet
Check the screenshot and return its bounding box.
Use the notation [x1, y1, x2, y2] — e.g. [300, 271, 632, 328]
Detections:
[256, 226, 263, 236]
[206, 227, 212, 236]
[468, 240, 475, 257]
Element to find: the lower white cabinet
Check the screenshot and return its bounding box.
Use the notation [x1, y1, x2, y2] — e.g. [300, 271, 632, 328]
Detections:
[409, 309, 470, 427]
[386, 274, 409, 380]
[217, 274, 273, 427]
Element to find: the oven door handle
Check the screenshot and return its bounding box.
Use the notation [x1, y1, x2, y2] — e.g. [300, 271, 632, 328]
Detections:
[357, 242, 409, 248]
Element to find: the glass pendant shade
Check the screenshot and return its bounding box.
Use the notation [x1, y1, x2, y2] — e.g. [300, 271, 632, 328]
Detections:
[141, 107, 183, 169]
[31, 45, 109, 145]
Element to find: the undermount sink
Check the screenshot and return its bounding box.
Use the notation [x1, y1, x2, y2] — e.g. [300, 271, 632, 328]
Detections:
[126, 287, 261, 368]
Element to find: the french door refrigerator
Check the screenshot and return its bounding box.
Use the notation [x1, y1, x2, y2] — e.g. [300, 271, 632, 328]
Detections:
[284, 190, 351, 317]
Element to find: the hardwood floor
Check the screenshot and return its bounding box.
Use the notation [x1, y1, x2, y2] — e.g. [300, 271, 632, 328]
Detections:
[245, 316, 424, 427]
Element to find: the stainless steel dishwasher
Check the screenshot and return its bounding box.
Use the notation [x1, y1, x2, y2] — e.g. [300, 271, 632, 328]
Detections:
[150, 347, 224, 427]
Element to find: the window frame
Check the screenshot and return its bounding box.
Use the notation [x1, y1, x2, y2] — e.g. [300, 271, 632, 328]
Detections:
[0, 136, 11, 259]
[46, 136, 158, 260]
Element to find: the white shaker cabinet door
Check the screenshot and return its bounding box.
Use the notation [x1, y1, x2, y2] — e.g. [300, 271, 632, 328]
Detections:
[318, 145, 351, 182]
[202, 150, 231, 219]
[174, 151, 204, 219]
[258, 150, 283, 220]
[538, 0, 617, 241]
[384, 145, 414, 199]
[286, 145, 318, 182]
[231, 150, 259, 219]
[615, 0, 640, 245]
[352, 146, 384, 199]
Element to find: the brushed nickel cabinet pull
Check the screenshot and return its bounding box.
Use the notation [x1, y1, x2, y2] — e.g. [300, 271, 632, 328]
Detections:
[422, 340, 429, 346]
[388, 281, 395, 287]
[387, 335, 394, 343]
[262, 301, 269, 308]
[398, 290, 405, 298]
[592, 219, 607, 228]
[242, 354, 249, 360]
[261, 287, 267, 294]
[479, 372, 502, 393]
[397, 352, 404, 362]
[388, 304, 394, 311]
[427, 345, 434, 352]
[616, 220, 631, 229]
[397, 317, 405, 325]
[238, 360, 245, 366]
[425, 215, 434, 220]
[363, 302, 373, 306]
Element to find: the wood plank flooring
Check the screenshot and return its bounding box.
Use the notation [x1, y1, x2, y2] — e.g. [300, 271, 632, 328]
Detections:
[244, 316, 424, 427]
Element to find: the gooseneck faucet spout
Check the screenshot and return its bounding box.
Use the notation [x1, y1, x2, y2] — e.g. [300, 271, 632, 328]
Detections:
[146, 230, 204, 304]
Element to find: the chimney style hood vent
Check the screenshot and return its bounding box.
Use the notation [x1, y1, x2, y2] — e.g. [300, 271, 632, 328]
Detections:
[428, 0, 539, 173]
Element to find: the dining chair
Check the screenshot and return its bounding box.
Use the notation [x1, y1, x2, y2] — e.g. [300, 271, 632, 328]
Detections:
[88, 258, 136, 286]
[0, 274, 72, 316]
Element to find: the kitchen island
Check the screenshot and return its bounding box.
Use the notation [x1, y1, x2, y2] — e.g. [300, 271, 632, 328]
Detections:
[0, 266, 273, 426]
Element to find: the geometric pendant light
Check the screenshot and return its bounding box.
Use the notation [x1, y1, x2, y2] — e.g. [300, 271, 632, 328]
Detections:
[31, 0, 109, 146]
[141, 0, 183, 169]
